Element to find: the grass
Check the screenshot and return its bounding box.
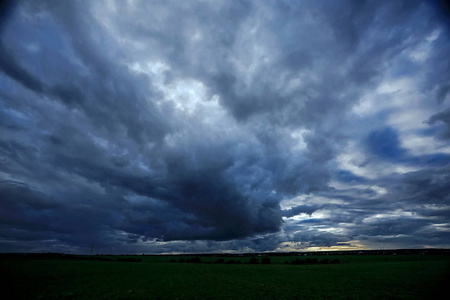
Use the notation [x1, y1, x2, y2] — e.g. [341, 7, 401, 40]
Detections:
[1, 255, 449, 299]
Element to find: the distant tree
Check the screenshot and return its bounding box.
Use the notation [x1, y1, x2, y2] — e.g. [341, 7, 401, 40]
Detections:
[215, 258, 225, 264]
[191, 257, 201, 263]
[305, 258, 318, 264]
[249, 257, 259, 264]
[178, 258, 185, 263]
[226, 259, 236, 264]
[330, 258, 340, 264]
[261, 257, 271, 264]
[319, 258, 329, 264]
[291, 259, 304, 265]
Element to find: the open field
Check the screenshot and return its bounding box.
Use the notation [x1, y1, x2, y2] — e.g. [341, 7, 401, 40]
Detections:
[1, 253, 449, 299]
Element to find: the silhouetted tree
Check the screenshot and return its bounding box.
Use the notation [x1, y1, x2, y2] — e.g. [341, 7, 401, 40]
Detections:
[191, 257, 201, 263]
[261, 257, 271, 264]
[249, 257, 259, 264]
[291, 259, 304, 265]
[215, 258, 225, 264]
[305, 258, 318, 264]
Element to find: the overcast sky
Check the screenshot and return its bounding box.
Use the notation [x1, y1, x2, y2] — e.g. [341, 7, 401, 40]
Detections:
[1, 0, 450, 254]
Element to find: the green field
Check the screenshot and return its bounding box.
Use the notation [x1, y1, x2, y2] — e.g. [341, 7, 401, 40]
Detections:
[1, 254, 449, 299]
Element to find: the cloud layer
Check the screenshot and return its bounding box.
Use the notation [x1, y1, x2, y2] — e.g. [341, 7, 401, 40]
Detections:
[1, 0, 449, 254]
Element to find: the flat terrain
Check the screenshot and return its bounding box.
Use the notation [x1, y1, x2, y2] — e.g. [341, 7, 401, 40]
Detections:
[1, 254, 449, 299]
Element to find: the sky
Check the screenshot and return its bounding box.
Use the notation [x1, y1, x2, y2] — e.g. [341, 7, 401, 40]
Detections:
[0, 0, 450, 254]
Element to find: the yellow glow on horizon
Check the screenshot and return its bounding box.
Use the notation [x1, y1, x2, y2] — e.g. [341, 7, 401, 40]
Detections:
[276, 240, 369, 252]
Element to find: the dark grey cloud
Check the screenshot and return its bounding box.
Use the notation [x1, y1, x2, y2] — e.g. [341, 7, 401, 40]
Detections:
[427, 107, 450, 139]
[1, 0, 449, 254]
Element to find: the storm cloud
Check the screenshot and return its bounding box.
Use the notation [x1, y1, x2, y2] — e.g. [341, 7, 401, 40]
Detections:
[1, 0, 449, 254]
